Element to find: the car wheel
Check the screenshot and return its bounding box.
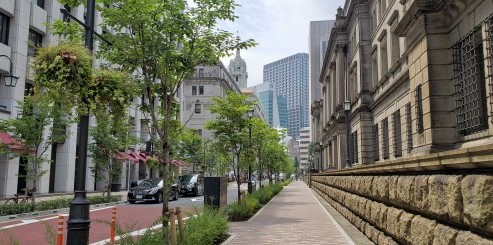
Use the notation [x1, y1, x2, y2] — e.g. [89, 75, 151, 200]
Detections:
[174, 191, 179, 201]
[193, 188, 198, 197]
[128, 200, 136, 204]
[157, 192, 163, 203]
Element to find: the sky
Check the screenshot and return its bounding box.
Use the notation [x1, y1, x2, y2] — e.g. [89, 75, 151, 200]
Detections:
[219, 0, 346, 87]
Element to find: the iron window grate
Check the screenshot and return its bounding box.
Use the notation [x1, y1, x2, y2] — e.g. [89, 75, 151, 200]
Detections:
[382, 118, 389, 159]
[485, 14, 493, 124]
[406, 103, 412, 153]
[348, 131, 354, 164]
[353, 130, 358, 163]
[415, 85, 424, 134]
[373, 124, 379, 161]
[453, 27, 488, 135]
[393, 110, 402, 157]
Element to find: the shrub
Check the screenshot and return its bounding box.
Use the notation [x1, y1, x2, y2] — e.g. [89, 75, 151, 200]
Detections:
[180, 207, 229, 245]
[252, 187, 272, 204]
[0, 194, 121, 216]
[227, 202, 252, 222]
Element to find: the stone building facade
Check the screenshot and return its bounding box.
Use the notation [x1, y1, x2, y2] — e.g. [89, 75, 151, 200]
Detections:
[311, 0, 493, 243]
[317, 0, 493, 169]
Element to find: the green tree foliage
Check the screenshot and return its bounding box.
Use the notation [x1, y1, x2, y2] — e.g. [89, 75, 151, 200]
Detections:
[206, 92, 255, 202]
[0, 95, 72, 204]
[175, 128, 202, 171]
[88, 0, 256, 235]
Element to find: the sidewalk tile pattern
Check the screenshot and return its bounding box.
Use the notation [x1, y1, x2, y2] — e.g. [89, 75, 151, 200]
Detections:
[226, 181, 354, 245]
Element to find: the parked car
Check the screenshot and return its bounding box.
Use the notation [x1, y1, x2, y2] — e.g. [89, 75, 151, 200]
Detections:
[127, 178, 179, 204]
[179, 174, 204, 196]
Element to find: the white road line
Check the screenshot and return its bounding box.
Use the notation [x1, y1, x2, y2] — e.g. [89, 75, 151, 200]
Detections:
[0, 206, 114, 230]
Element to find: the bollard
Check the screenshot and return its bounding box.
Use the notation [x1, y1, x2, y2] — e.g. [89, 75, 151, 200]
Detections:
[176, 207, 184, 240]
[110, 207, 116, 244]
[169, 208, 177, 245]
[57, 215, 64, 245]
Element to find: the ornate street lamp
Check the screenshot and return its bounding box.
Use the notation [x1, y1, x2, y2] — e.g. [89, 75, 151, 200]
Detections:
[0, 55, 19, 87]
[247, 108, 254, 194]
[344, 100, 351, 168]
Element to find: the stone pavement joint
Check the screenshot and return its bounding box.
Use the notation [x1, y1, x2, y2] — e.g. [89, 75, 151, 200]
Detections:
[224, 181, 365, 245]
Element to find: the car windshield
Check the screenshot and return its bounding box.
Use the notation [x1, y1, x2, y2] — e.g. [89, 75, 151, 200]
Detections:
[179, 175, 193, 183]
[138, 179, 158, 188]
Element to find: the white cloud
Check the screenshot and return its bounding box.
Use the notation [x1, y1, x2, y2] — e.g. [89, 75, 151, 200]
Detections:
[219, 0, 346, 86]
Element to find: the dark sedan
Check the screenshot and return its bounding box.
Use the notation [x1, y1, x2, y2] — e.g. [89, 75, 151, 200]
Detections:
[127, 178, 179, 204]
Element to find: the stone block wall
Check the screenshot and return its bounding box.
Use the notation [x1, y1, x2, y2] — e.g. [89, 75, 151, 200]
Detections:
[312, 174, 493, 244]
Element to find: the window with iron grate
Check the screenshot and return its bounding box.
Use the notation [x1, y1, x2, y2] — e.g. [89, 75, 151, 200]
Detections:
[484, 15, 493, 124]
[393, 110, 402, 157]
[382, 118, 389, 159]
[373, 124, 379, 161]
[353, 130, 358, 163]
[415, 85, 424, 134]
[453, 27, 488, 135]
[406, 103, 412, 153]
[348, 131, 354, 164]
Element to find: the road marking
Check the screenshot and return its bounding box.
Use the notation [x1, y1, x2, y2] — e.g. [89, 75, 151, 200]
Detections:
[0, 206, 114, 230]
[190, 198, 203, 202]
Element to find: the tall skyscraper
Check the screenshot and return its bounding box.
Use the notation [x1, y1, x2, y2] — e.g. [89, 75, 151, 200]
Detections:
[228, 49, 248, 88]
[252, 82, 288, 129]
[309, 20, 335, 114]
[263, 53, 309, 139]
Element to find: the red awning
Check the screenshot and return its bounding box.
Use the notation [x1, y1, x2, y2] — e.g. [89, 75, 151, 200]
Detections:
[116, 151, 139, 162]
[170, 159, 191, 167]
[130, 151, 147, 162]
[0, 132, 33, 154]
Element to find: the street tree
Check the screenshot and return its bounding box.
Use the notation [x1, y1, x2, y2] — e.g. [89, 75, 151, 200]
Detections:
[0, 94, 71, 204]
[92, 0, 256, 235]
[176, 128, 202, 171]
[206, 92, 254, 202]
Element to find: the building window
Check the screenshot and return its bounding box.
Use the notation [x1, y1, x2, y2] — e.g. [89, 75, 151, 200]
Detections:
[406, 103, 412, 153]
[35, 0, 45, 9]
[392, 110, 402, 157]
[353, 130, 358, 163]
[192, 86, 197, 95]
[380, 35, 388, 77]
[453, 27, 488, 135]
[415, 85, 424, 134]
[373, 123, 379, 161]
[486, 15, 493, 120]
[372, 49, 379, 87]
[196, 129, 202, 136]
[199, 86, 204, 95]
[198, 68, 204, 77]
[28, 29, 43, 56]
[0, 13, 9, 45]
[382, 118, 389, 159]
[194, 103, 201, 114]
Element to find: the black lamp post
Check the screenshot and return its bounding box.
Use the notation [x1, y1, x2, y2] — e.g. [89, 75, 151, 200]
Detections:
[247, 108, 254, 194]
[319, 142, 323, 172]
[62, 1, 95, 244]
[344, 100, 351, 168]
[0, 55, 19, 87]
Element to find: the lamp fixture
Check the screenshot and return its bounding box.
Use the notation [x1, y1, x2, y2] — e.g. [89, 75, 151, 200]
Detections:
[0, 55, 19, 87]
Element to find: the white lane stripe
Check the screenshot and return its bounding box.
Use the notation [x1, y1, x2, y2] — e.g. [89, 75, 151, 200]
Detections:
[0, 206, 114, 230]
[90, 216, 195, 245]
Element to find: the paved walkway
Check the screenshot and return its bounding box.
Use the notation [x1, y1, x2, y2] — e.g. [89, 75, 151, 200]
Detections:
[225, 181, 357, 245]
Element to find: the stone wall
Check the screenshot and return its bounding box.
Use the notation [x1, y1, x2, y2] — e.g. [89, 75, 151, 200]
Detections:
[312, 173, 493, 244]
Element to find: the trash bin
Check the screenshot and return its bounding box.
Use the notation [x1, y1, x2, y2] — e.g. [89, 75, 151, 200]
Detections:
[204, 177, 227, 209]
[111, 183, 121, 192]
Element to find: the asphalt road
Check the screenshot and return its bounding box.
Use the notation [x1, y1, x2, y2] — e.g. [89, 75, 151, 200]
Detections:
[0, 183, 248, 245]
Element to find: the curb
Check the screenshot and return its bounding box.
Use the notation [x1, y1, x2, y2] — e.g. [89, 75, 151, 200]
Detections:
[0, 200, 128, 222]
[220, 233, 237, 245]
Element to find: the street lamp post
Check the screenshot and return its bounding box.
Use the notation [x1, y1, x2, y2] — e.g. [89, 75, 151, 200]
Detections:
[63, 1, 95, 244]
[344, 100, 351, 168]
[319, 142, 323, 172]
[247, 109, 254, 194]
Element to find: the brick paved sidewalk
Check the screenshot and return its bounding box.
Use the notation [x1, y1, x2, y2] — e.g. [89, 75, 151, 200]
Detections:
[224, 181, 356, 245]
